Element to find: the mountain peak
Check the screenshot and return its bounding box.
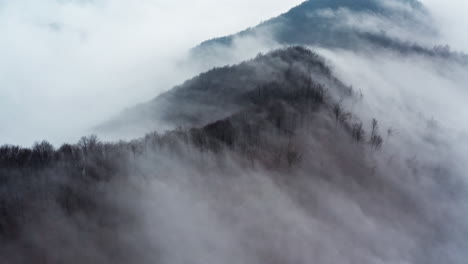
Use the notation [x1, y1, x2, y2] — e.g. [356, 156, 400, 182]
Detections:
[193, 0, 432, 61]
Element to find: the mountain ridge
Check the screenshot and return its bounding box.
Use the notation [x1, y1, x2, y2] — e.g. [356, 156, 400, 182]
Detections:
[97, 46, 352, 137]
[192, 0, 468, 65]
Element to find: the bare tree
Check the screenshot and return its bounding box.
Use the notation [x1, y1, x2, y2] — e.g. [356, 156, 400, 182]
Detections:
[78, 135, 102, 157]
[369, 119, 383, 150]
[351, 122, 364, 142]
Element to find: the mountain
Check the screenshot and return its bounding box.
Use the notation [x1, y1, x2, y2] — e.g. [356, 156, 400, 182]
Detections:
[2, 47, 463, 263]
[2, 0, 468, 263]
[98, 46, 349, 135]
[100, 0, 467, 138]
[192, 0, 467, 64]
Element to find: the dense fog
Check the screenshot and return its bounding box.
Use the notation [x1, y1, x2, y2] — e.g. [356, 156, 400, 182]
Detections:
[1, 0, 467, 263]
[0, 0, 303, 146]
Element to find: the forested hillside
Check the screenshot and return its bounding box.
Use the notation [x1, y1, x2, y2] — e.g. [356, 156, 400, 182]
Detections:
[1, 47, 465, 263]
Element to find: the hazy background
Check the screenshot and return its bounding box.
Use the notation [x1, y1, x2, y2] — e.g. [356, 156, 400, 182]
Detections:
[0, 0, 303, 146]
[0, 0, 466, 147]
[422, 0, 468, 52]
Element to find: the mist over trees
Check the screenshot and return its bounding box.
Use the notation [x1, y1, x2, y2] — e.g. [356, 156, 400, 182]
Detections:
[1, 47, 466, 263]
[1, 1, 468, 263]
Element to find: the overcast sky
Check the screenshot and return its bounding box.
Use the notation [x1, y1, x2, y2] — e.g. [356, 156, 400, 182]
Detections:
[422, 0, 468, 51]
[0, 0, 466, 146]
[0, 0, 303, 146]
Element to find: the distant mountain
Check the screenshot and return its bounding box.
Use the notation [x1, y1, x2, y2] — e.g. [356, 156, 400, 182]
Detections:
[192, 0, 467, 63]
[198, 0, 422, 45]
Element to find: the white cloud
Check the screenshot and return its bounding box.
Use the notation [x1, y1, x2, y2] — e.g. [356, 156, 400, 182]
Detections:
[0, 0, 303, 146]
[421, 0, 468, 52]
[1, 0, 467, 147]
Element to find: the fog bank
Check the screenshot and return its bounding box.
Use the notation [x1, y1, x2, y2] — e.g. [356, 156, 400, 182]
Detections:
[0, 0, 303, 146]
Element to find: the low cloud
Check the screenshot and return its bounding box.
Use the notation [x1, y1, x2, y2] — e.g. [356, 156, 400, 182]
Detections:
[0, 0, 303, 146]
